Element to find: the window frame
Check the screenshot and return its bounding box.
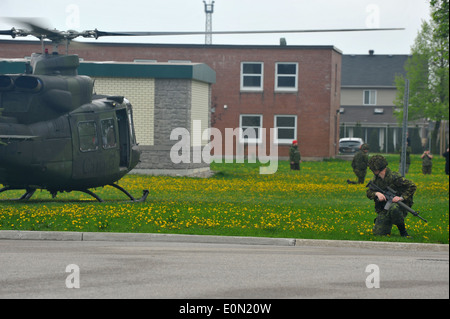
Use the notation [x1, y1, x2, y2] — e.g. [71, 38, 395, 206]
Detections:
[77, 120, 99, 152]
[240, 62, 264, 92]
[363, 90, 377, 105]
[274, 115, 297, 144]
[100, 118, 117, 150]
[239, 114, 263, 144]
[275, 62, 298, 92]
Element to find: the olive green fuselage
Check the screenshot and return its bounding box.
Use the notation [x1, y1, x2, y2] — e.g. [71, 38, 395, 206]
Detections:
[0, 100, 140, 192]
[0, 54, 140, 194]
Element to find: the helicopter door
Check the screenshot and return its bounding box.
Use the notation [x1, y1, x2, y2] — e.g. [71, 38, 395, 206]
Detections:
[116, 108, 130, 168]
[70, 114, 102, 180]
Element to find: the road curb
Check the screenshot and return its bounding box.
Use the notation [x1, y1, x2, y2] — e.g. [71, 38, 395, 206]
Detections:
[0, 230, 83, 241]
[0, 230, 295, 246]
[82, 231, 296, 246]
[294, 238, 449, 252]
[0, 230, 448, 251]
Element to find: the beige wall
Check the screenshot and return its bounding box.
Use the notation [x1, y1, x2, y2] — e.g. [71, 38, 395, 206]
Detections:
[341, 88, 397, 106]
[191, 80, 210, 147]
[92, 77, 155, 146]
[91, 77, 211, 148]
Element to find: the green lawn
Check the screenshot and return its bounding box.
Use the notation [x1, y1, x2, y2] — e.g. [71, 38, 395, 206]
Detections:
[1, 154, 448, 244]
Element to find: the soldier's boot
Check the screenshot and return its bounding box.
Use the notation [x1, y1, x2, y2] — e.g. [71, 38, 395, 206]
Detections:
[347, 179, 356, 184]
[397, 223, 411, 237]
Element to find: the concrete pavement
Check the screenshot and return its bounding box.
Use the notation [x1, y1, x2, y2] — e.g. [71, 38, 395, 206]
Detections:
[0, 236, 448, 299]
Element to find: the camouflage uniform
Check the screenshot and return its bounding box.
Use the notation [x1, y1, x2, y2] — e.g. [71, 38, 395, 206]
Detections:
[349, 144, 369, 184]
[289, 141, 301, 170]
[366, 156, 416, 236]
[421, 152, 432, 174]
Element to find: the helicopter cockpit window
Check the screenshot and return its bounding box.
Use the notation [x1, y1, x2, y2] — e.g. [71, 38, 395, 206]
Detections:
[101, 119, 117, 149]
[78, 121, 98, 152]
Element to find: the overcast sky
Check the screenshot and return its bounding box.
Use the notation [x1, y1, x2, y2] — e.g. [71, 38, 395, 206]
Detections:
[0, 0, 432, 55]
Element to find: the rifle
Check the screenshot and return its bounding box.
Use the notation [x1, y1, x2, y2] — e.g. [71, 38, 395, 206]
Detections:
[366, 181, 428, 223]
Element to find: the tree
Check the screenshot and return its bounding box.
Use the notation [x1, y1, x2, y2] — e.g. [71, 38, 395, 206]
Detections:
[395, 14, 449, 154]
[430, 0, 449, 62]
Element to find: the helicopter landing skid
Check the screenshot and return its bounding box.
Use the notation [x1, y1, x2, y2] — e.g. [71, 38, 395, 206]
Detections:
[0, 187, 36, 201]
[76, 184, 149, 203]
[0, 185, 149, 203]
[79, 189, 104, 202]
[71, 185, 149, 203]
[108, 184, 150, 203]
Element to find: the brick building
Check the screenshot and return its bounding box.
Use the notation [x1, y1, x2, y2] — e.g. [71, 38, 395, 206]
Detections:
[0, 40, 342, 160]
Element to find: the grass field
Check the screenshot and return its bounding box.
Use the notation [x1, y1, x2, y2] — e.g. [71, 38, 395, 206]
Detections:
[0, 154, 448, 244]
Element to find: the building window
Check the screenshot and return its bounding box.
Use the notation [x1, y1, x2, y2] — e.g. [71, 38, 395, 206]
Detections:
[241, 62, 263, 91]
[78, 121, 98, 152]
[240, 114, 262, 143]
[363, 90, 377, 105]
[275, 62, 298, 92]
[275, 115, 297, 144]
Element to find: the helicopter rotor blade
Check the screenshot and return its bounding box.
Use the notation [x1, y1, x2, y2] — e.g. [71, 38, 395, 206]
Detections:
[1, 17, 62, 40]
[87, 27, 404, 39]
[20, 22, 62, 40]
[0, 28, 17, 37]
[1, 17, 405, 43]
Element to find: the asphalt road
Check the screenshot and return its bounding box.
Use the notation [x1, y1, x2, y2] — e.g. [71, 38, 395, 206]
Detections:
[0, 237, 448, 300]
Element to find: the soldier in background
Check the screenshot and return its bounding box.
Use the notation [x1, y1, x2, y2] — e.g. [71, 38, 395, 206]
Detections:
[421, 149, 433, 174]
[347, 143, 369, 184]
[289, 140, 301, 170]
[366, 155, 416, 237]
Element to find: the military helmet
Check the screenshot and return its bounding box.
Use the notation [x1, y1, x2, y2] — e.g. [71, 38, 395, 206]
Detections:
[368, 155, 388, 171]
[361, 143, 369, 151]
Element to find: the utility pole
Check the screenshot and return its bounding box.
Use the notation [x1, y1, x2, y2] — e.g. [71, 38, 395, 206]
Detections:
[203, 0, 215, 45]
[400, 79, 409, 177]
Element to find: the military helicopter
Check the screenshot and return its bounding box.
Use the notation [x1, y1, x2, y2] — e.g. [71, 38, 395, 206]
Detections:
[0, 19, 403, 202]
[0, 21, 151, 202]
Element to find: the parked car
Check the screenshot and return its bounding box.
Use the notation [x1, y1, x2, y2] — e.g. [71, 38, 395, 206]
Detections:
[339, 138, 364, 154]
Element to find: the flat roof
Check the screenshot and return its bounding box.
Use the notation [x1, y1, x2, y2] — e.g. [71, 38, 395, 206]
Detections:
[0, 59, 216, 84]
[79, 61, 216, 83]
[0, 39, 343, 54]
